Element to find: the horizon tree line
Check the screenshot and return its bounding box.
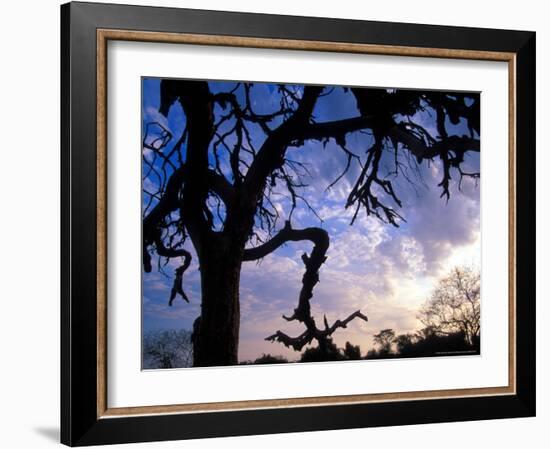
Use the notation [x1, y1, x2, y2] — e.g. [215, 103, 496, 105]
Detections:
[143, 266, 481, 368]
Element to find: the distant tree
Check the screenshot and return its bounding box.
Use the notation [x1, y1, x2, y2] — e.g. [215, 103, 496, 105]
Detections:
[373, 329, 396, 355]
[253, 354, 288, 364]
[418, 266, 480, 345]
[366, 348, 379, 359]
[393, 328, 478, 357]
[394, 333, 417, 356]
[343, 341, 362, 360]
[143, 329, 193, 369]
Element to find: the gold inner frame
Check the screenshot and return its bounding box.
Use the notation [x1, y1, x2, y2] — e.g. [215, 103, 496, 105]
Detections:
[96, 29, 517, 419]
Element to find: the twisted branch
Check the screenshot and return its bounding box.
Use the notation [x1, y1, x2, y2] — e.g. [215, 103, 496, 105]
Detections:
[246, 221, 368, 351]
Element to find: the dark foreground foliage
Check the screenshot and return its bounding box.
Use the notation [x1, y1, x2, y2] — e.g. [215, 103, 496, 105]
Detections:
[144, 328, 479, 368]
[241, 329, 479, 365]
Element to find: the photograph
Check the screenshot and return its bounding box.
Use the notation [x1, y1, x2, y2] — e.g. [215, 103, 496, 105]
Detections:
[141, 78, 481, 369]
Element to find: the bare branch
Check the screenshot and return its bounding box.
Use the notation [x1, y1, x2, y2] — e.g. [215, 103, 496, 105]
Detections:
[249, 221, 368, 352]
[169, 250, 193, 306]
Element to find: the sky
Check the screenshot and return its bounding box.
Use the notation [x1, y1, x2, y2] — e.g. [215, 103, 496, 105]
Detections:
[141, 78, 481, 363]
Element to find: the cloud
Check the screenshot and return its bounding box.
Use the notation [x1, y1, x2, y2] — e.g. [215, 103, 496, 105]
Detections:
[143, 295, 200, 322]
[235, 155, 480, 360]
[390, 160, 480, 274]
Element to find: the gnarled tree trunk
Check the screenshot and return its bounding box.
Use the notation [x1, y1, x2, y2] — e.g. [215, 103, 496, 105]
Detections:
[192, 238, 243, 367]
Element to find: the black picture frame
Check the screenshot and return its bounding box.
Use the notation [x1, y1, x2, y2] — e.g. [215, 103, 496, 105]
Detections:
[61, 1, 535, 446]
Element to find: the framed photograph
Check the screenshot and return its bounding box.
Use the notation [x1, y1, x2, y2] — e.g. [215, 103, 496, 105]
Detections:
[61, 1, 535, 446]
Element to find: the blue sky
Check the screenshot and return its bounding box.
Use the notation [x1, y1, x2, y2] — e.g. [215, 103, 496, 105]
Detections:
[141, 78, 481, 362]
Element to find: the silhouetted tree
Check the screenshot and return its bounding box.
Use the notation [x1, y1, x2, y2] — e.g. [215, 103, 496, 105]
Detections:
[142, 329, 193, 369]
[373, 328, 396, 355]
[343, 341, 362, 360]
[366, 349, 379, 359]
[418, 266, 480, 345]
[143, 80, 480, 366]
[253, 354, 289, 364]
[300, 338, 344, 362]
[394, 333, 417, 356]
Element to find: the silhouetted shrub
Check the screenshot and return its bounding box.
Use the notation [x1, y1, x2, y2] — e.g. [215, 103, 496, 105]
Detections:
[343, 341, 362, 360]
[253, 354, 289, 364]
[300, 339, 344, 362]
